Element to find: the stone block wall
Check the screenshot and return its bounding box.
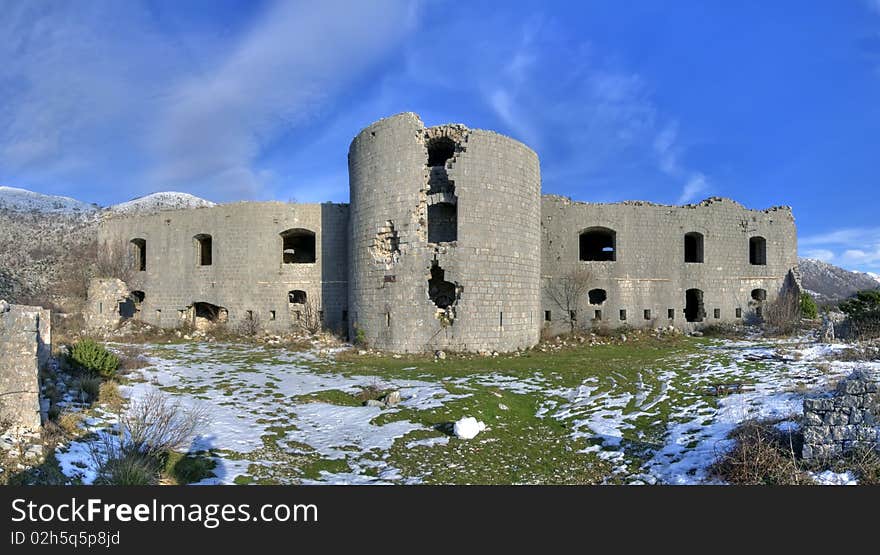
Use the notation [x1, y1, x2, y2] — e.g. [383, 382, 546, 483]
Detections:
[802, 369, 879, 460]
[84, 278, 131, 330]
[0, 300, 50, 431]
[541, 195, 799, 334]
[348, 113, 542, 353]
[98, 202, 349, 334]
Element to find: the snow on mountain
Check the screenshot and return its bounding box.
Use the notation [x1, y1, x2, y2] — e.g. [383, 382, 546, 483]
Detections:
[0, 185, 98, 214]
[798, 257, 880, 302]
[108, 192, 216, 215]
[868, 272, 880, 285]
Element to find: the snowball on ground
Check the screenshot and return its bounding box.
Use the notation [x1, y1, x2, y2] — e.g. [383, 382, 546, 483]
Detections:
[453, 417, 486, 439]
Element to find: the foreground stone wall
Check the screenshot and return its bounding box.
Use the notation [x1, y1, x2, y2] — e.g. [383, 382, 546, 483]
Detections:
[541, 196, 799, 333]
[98, 202, 349, 334]
[802, 369, 879, 460]
[0, 300, 50, 430]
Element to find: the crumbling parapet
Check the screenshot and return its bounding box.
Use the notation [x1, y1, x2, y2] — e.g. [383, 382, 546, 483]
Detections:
[84, 277, 131, 330]
[802, 369, 879, 460]
[0, 300, 50, 431]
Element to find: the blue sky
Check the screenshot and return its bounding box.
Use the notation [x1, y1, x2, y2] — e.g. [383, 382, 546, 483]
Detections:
[2, 1, 880, 271]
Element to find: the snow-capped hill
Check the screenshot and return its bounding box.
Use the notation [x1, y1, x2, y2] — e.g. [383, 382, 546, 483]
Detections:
[868, 272, 880, 285]
[798, 257, 880, 302]
[0, 185, 99, 214]
[108, 192, 215, 215]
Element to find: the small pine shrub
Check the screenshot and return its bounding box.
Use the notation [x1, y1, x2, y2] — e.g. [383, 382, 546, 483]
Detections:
[68, 339, 119, 378]
[800, 292, 818, 320]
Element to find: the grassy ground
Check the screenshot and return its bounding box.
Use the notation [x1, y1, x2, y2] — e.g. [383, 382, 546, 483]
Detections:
[35, 331, 863, 485]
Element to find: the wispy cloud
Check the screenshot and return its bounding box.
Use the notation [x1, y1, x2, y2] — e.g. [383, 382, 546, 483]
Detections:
[149, 0, 418, 200]
[0, 0, 418, 203]
[0, 2, 175, 194]
[800, 227, 880, 270]
[399, 13, 711, 204]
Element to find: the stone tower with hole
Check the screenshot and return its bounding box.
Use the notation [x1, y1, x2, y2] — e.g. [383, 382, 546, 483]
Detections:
[348, 113, 542, 352]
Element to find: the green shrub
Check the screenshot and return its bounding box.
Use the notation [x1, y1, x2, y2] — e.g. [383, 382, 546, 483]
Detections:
[95, 452, 158, 486]
[800, 292, 818, 319]
[68, 339, 119, 378]
[839, 289, 880, 339]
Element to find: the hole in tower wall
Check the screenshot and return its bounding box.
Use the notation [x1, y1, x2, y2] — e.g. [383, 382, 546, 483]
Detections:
[428, 262, 457, 309]
[428, 202, 457, 243]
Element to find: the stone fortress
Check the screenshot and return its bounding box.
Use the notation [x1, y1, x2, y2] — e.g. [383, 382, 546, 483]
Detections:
[97, 112, 799, 353]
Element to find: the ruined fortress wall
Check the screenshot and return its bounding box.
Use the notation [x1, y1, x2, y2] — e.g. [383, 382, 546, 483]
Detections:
[348, 113, 541, 352]
[541, 196, 799, 332]
[98, 202, 349, 333]
[0, 301, 50, 430]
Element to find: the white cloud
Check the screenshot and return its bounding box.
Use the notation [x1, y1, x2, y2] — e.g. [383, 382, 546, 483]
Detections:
[799, 226, 880, 271]
[801, 249, 835, 262]
[149, 0, 418, 200]
[418, 16, 712, 204]
[677, 173, 709, 204]
[0, 2, 176, 187]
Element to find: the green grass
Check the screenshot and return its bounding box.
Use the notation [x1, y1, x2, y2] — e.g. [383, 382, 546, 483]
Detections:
[118, 333, 803, 485]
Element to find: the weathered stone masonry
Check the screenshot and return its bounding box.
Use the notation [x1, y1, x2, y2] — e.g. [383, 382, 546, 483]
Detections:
[0, 300, 50, 430]
[96, 111, 799, 353]
[802, 369, 879, 460]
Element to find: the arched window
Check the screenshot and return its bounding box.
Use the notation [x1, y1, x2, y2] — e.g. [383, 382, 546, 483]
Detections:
[130, 238, 146, 271]
[751, 288, 767, 302]
[684, 232, 704, 263]
[280, 229, 316, 264]
[288, 290, 307, 304]
[749, 236, 767, 265]
[194, 234, 212, 266]
[588, 289, 607, 305]
[579, 227, 617, 261]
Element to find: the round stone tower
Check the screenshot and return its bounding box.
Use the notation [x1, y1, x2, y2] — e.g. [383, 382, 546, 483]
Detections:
[348, 112, 541, 353]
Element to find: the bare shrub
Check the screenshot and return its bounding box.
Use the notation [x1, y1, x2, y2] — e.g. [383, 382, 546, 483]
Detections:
[121, 390, 210, 458]
[90, 390, 209, 485]
[291, 300, 323, 335]
[710, 419, 810, 485]
[763, 286, 802, 335]
[235, 310, 261, 337]
[56, 411, 85, 437]
[94, 237, 136, 284]
[544, 269, 593, 334]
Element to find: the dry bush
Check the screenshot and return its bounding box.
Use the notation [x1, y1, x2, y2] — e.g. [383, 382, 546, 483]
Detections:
[235, 310, 262, 337]
[71, 374, 102, 404]
[544, 269, 593, 334]
[90, 390, 209, 485]
[98, 381, 125, 412]
[710, 419, 810, 485]
[827, 447, 880, 485]
[291, 300, 323, 335]
[120, 390, 210, 458]
[56, 411, 85, 436]
[763, 286, 803, 335]
[94, 237, 136, 283]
